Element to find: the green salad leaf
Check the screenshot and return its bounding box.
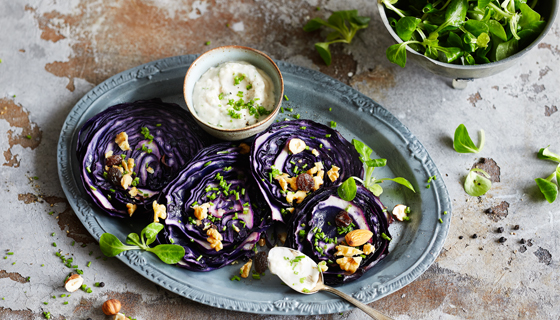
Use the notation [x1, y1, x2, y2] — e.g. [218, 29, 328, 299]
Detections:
[100, 223, 185, 264]
[337, 177, 357, 201]
[351, 139, 416, 196]
[538, 146, 560, 163]
[453, 124, 485, 153]
[464, 168, 492, 196]
[535, 174, 558, 203]
[380, 0, 546, 67]
[303, 10, 370, 65]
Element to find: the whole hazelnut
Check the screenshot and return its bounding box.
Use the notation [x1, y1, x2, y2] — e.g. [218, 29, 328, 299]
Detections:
[102, 299, 122, 315]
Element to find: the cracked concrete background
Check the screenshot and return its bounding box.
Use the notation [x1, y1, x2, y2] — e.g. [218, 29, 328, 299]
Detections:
[0, 0, 559, 319]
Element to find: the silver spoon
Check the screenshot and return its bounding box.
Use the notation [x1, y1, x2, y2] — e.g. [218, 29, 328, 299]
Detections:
[269, 248, 394, 320]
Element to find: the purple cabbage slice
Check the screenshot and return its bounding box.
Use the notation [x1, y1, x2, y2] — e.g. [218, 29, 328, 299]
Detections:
[159, 143, 272, 272]
[285, 185, 391, 285]
[251, 120, 364, 222]
[77, 99, 207, 218]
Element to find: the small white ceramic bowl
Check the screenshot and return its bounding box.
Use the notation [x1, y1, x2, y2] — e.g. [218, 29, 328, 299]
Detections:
[183, 46, 284, 141]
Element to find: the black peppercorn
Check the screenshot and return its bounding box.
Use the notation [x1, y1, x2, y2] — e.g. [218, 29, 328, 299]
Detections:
[513, 225, 520, 230]
[498, 237, 507, 243]
[497, 227, 504, 233]
[99, 282, 105, 287]
[520, 238, 526, 244]
[459, 236, 463, 239]
[472, 234, 478, 239]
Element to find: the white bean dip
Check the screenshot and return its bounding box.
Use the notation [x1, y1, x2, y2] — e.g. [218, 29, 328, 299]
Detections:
[192, 61, 276, 129]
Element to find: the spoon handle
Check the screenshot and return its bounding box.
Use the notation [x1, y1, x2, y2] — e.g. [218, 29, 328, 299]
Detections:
[321, 286, 394, 320]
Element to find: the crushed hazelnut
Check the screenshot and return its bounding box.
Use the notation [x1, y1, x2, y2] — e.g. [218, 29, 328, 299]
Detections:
[285, 176, 298, 191]
[193, 203, 211, 220]
[311, 148, 319, 156]
[240, 259, 253, 278]
[208, 237, 223, 251]
[312, 175, 324, 191]
[146, 166, 154, 174]
[129, 187, 138, 197]
[315, 162, 324, 170]
[115, 132, 130, 151]
[121, 174, 132, 189]
[275, 174, 290, 191]
[307, 166, 318, 175]
[286, 190, 307, 204]
[153, 201, 167, 222]
[207, 228, 223, 241]
[127, 158, 135, 171]
[64, 274, 84, 292]
[363, 243, 375, 255]
[286, 207, 294, 213]
[392, 204, 408, 221]
[126, 203, 137, 217]
[327, 165, 340, 182]
[318, 261, 328, 272]
[105, 150, 113, 158]
[113, 313, 126, 320]
[336, 256, 362, 274]
[335, 245, 363, 257]
[238, 142, 250, 154]
[316, 169, 324, 180]
[288, 138, 306, 154]
[207, 228, 223, 251]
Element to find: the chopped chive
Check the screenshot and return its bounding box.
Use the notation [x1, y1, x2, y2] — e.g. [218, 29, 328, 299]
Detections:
[89, 185, 97, 191]
[63, 301, 68, 305]
[231, 275, 241, 281]
[26, 135, 32, 139]
[196, 255, 203, 261]
[443, 211, 448, 215]
[204, 161, 212, 167]
[330, 121, 337, 128]
[71, 241, 75, 246]
[156, 123, 162, 127]
[205, 41, 211, 45]
[381, 233, 391, 241]
[52, 242, 57, 247]
[438, 218, 443, 223]
[6, 252, 14, 255]
[284, 95, 289, 101]
[87, 261, 91, 267]
[325, 134, 331, 138]
[300, 126, 306, 130]
[43, 302, 48, 305]
[86, 167, 91, 173]
[294, 114, 300, 119]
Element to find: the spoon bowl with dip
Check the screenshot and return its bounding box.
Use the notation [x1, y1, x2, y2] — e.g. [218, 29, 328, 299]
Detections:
[268, 247, 394, 320]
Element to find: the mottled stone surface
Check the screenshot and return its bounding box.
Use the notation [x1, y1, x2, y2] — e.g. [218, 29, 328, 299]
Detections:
[0, 0, 559, 319]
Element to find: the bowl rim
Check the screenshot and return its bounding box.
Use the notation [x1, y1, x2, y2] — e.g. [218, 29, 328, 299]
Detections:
[377, 1, 558, 71]
[183, 45, 284, 133]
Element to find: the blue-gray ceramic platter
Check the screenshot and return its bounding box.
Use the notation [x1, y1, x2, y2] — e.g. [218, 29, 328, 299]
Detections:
[57, 54, 451, 315]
